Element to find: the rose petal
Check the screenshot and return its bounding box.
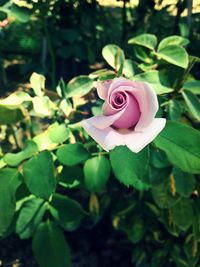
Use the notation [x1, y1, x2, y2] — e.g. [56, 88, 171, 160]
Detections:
[125, 118, 166, 153]
[84, 109, 125, 130]
[96, 80, 112, 100]
[81, 118, 166, 153]
[81, 119, 125, 151]
[130, 82, 159, 131]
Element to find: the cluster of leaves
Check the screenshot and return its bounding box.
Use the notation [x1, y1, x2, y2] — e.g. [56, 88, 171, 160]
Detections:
[0, 34, 200, 267]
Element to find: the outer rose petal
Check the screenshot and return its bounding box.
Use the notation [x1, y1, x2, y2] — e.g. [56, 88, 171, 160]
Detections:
[81, 118, 166, 153]
[96, 80, 112, 100]
[81, 119, 125, 151]
[84, 109, 125, 130]
[124, 118, 166, 152]
[132, 82, 159, 131]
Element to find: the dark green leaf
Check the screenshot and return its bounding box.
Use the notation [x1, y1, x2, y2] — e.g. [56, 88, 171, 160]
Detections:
[154, 121, 200, 173]
[23, 151, 56, 200]
[56, 143, 89, 166]
[168, 99, 182, 121]
[0, 104, 24, 125]
[173, 167, 195, 197]
[110, 146, 149, 190]
[84, 156, 110, 193]
[183, 80, 200, 95]
[152, 178, 180, 209]
[171, 198, 193, 231]
[0, 169, 21, 236]
[32, 221, 71, 267]
[181, 90, 200, 121]
[50, 193, 86, 230]
[16, 198, 46, 239]
[11, 4, 32, 23]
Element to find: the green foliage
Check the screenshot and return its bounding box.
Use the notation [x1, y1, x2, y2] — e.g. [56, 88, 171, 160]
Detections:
[84, 156, 110, 193]
[110, 146, 149, 190]
[0, 31, 200, 266]
[32, 221, 71, 267]
[23, 151, 56, 200]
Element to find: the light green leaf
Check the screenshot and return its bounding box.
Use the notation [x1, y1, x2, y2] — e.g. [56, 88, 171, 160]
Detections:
[84, 156, 110, 193]
[16, 198, 46, 239]
[133, 70, 173, 94]
[154, 121, 200, 174]
[102, 44, 125, 70]
[157, 45, 189, 69]
[182, 80, 200, 95]
[128, 33, 157, 50]
[4, 140, 38, 167]
[30, 72, 45, 97]
[172, 167, 195, 198]
[32, 221, 71, 267]
[110, 146, 149, 190]
[0, 104, 24, 125]
[65, 76, 93, 98]
[123, 59, 138, 78]
[56, 143, 89, 166]
[50, 193, 86, 230]
[158, 35, 189, 51]
[33, 123, 70, 151]
[0, 169, 21, 236]
[171, 198, 193, 231]
[23, 151, 56, 200]
[181, 90, 200, 121]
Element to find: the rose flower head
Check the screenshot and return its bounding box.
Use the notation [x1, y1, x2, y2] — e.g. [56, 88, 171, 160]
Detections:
[81, 77, 166, 153]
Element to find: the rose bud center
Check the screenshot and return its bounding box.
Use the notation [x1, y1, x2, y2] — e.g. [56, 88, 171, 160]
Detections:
[109, 91, 141, 129]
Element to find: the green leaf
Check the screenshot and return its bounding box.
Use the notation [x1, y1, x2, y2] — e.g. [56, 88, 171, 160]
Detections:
[171, 198, 193, 231]
[50, 193, 86, 230]
[133, 70, 173, 94]
[0, 169, 21, 236]
[123, 59, 138, 78]
[154, 121, 200, 174]
[56, 143, 89, 166]
[157, 45, 189, 69]
[126, 217, 145, 244]
[84, 156, 110, 193]
[4, 140, 38, 167]
[128, 33, 157, 50]
[172, 167, 195, 198]
[0, 0, 9, 6]
[32, 221, 71, 267]
[30, 72, 45, 97]
[158, 35, 189, 51]
[102, 44, 125, 70]
[58, 166, 83, 189]
[65, 75, 93, 98]
[10, 4, 32, 23]
[0, 104, 24, 125]
[33, 123, 70, 151]
[0, 10, 7, 20]
[23, 151, 56, 200]
[181, 90, 200, 121]
[110, 146, 149, 190]
[168, 99, 182, 121]
[151, 179, 180, 209]
[16, 198, 46, 239]
[32, 96, 55, 117]
[183, 80, 200, 95]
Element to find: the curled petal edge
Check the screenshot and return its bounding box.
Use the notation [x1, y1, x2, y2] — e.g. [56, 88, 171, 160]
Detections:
[81, 118, 166, 153]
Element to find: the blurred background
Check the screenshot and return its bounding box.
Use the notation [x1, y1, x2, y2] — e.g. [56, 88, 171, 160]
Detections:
[0, 0, 200, 97]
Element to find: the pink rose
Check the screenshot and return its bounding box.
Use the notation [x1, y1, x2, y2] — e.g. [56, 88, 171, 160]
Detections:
[81, 77, 166, 153]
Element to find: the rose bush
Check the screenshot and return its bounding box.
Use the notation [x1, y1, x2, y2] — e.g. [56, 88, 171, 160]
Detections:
[0, 34, 200, 267]
[81, 78, 166, 152]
